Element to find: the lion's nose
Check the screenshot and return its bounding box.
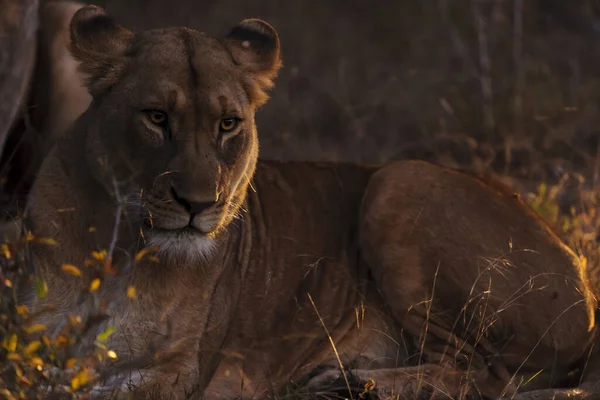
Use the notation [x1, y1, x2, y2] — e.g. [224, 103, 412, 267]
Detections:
[171, 187, 219, 216]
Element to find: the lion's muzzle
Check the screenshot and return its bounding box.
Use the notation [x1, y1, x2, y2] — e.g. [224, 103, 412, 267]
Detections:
[171, 187, 218, 216]
[167, 186, 223, 234]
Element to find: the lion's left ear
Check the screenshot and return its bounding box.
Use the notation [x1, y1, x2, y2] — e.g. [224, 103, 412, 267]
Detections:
[222, 19, 282, 93]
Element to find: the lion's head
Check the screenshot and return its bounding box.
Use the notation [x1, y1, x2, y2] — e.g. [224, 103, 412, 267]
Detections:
[67, 6, 281, 260]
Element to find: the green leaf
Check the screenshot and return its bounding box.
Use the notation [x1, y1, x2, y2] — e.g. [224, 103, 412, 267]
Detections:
[96, 326, 115, 343]
[33, 278, 47, 299]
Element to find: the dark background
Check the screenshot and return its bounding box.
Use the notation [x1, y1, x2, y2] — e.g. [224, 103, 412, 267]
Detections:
[3, 0, 600, 210]
[78, 0, 600, 187]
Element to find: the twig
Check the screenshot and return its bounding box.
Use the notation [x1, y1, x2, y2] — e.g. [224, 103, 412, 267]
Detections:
[105, 178, 123, 271]
[438, 0, 478, 78]
[472, 0, 496, 139]
[513, 0, 524, 137]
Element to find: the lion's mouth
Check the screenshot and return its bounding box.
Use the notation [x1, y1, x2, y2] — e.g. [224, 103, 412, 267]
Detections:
[143, 221, 207, 236]
[141, 194, 227, 238]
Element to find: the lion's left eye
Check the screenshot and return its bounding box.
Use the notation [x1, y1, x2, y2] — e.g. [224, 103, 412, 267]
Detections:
[219, 118, 239, 133]
[144, 109, 169, 128]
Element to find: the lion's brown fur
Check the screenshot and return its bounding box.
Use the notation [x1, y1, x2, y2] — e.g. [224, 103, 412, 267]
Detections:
[19, 3, 600, 399]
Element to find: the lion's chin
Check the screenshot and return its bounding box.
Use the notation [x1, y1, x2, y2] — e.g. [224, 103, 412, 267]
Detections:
[145, 227, 217, 264]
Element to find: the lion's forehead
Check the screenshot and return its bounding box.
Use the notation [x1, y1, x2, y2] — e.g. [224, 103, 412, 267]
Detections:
[131, 28, 233, 70]
[125, 31, 248, 110]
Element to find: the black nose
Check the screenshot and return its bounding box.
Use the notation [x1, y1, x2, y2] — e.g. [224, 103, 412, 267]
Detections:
[171, 187, 218, 215]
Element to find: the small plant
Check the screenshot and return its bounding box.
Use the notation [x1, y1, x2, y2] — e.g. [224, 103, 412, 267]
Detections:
[526, 175, 600, 298]
[0, 232, 143, 399]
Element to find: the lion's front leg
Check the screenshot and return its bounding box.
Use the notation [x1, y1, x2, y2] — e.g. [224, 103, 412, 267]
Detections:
[509, 387, 600, 400]
[90, 368, 201, 400]
[307, 363, 482, 399]
[88, 323, 202, 399]
[512, 348, 600, 400]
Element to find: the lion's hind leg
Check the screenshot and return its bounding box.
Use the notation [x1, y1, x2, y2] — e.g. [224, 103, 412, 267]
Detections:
[356, 161, 531, 398]
[358, 160, 598, 398]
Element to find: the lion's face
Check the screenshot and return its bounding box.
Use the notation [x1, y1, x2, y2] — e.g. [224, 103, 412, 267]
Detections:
[68, 7, 281, 260]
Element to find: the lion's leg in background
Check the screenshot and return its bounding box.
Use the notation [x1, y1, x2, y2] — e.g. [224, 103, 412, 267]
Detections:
[0, 0, 38, 158]
[35, 0, 91, 150]
[357, 160, 598, 399]
[0, 0, 86, 161]
[0, 0, 38, 218]
[0, 0, 88, 238]
[25, 0, 89, 169]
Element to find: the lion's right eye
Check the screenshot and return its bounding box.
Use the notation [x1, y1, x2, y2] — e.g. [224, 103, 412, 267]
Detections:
[144, 109, 169, 128]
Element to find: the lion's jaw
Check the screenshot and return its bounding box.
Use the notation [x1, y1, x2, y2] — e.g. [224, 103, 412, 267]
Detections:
[146, 228, 217, 263]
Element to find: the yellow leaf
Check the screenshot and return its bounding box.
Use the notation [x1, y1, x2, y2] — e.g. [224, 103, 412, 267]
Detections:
[28, 357, 44, 368]
[24, 341, 41, 356]
[16, 305, 29, 315]
[89, 278, 101, 292]
[18, 375, 32, 386]
[24, 324, 47, 334]
[88, 226, 97, 232]
[127, 286, 136, 299]
[107, 350, 117, 359]
[3, 334, 17, 352]
[135, 248, 150, 262]
[71, 376, 80, 390]
[4, 278, 12, 288]
[1, 244, 11, 259]
[91, 250, 107, 261]
[71, 368, 93, 390]
[1, 388, 16, 400]
[25, 231, 34, 241]
[65, 357, 77, 369]
[36, 237, 58, 246]
[7, 352, 21, 361]
[134, 246, 159, 262]
[41, 336, 51, 346]
[54, 335, 68, 348]
[69, 315, 82, 326]
[61, 264, 82, 277]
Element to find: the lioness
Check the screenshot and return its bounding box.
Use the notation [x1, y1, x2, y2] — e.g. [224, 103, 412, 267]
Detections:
[20, 4, 599, 399]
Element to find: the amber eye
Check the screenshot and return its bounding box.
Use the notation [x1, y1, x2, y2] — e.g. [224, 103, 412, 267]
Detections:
[145, 110, 168, 127]
[219, 118, 238, 132]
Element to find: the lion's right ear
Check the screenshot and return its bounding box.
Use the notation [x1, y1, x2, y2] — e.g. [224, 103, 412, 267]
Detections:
[69, 5, 133, 96]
